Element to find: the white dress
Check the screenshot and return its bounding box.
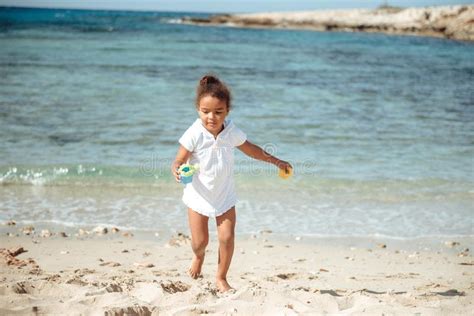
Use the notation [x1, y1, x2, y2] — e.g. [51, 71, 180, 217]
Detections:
[179, 118, 247, 217]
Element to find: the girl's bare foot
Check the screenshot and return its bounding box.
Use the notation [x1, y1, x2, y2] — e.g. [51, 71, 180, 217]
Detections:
[188, 254, 204, 279]
[216, 278, 233, 292]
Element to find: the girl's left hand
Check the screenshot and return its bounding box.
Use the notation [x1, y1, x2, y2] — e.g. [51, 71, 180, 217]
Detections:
[277, 160, 293, 174]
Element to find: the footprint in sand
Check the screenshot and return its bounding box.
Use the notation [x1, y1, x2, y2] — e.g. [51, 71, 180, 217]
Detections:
[74, 268, 95, 276]
[133, 262, 155, 268]
[434, 289, 465, 296]
[265, 273, 298, 282]
[99, 261, 121, 267]
[104, 306, 154, 315]
[1, 247, 40, 273]
[276, 273, 297, 280]
[293, 286, 311, 292]
[160, 281, 190, 294]
[65, 277, 88, 286]
[105, 283, 123, 293]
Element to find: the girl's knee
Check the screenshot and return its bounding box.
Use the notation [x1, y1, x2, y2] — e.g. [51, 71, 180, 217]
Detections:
[218, 232, 234, 245]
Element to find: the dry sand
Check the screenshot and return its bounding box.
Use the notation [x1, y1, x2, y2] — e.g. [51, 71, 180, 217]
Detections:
[0, 226, 473, 315]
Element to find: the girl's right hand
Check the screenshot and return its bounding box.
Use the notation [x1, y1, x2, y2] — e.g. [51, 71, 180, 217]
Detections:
[172, 145, 192, 183]
[171, 162, 181, 183]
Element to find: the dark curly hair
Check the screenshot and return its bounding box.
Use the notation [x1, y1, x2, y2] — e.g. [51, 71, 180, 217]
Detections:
[195, 74, 232, 110]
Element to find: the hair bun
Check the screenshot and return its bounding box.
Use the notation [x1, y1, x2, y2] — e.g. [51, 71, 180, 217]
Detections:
[200, 75, 219, 86]
[196, 73, 231, 109]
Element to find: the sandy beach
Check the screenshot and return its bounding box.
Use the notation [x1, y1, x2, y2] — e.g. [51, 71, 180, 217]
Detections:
[1, 224, 472, 315]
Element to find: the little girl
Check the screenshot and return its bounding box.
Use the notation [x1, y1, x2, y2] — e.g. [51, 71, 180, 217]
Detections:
[171, 74, 292, 292]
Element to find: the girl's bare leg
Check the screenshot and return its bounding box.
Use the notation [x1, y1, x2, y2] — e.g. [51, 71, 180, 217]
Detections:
[187, 208, 209, 279]
[215, 207, 236, 292]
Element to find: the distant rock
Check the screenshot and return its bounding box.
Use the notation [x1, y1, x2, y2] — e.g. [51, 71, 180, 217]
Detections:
[166, 232, 190, 247]
[182, 5, 474, 41]
[93, 226, 108, 235]
[40, 229, 52, 238]
[78, 228, 89, 236]
[21, 226, 35, 235]
[445, 241, 461, 248]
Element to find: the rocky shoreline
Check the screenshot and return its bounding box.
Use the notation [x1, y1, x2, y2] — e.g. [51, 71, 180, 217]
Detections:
[183, 5, 474, 41]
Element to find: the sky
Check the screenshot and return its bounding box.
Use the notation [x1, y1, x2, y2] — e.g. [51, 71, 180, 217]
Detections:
[0, 0, 470, 13]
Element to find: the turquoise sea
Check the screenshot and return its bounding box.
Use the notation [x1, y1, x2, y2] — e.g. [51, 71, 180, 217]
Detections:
[0, 7, 473, 238]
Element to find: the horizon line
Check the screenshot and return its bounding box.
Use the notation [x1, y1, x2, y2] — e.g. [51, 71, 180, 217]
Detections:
[4, 4, 459, 15]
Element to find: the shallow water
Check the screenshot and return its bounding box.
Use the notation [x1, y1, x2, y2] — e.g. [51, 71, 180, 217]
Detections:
[1, 7, 473, 238]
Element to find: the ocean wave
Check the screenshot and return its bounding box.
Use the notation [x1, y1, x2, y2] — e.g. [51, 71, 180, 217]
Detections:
[0, 165, 101, 186]
[163, 18, 183, 24]
[1, 164, 473, 202]
[0, 164, 177, 187]
[1, 174, 472, 238]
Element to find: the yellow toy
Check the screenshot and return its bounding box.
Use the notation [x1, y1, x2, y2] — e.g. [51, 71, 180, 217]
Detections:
[279, 166, 293, 179]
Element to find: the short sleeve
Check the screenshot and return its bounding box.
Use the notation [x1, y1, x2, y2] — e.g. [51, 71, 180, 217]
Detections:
[230, 125, 247, 147]
[179, 125, 197, 152]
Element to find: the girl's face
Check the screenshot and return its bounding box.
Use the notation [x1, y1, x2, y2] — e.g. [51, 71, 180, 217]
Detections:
[197, 95, 229, 136]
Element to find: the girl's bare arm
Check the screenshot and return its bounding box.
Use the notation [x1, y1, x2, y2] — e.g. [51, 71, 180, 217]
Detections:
[237, 140, 292, 172]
